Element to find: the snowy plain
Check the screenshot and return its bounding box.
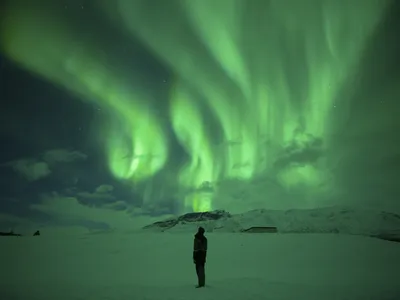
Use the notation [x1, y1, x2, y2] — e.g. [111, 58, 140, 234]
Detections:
[1, 231, 400, 300]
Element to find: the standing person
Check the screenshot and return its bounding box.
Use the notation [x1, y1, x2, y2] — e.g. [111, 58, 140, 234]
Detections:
[193, 227, 207, 288]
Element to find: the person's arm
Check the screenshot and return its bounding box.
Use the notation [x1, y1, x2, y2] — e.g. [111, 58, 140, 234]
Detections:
[193, 238, 197, 261]
[204, 238, 208, 259]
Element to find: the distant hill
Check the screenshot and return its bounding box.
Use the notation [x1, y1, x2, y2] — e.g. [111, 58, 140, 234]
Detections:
[0, 231, 21, 237]
[143, 206, 400, 242]
[0, 230, 41, 237]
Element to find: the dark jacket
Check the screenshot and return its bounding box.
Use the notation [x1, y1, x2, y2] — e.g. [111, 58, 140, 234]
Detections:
[193, 230, 207, 264]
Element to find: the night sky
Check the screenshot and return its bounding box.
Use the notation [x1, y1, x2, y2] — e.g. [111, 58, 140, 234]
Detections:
[1, 0, 400, 234]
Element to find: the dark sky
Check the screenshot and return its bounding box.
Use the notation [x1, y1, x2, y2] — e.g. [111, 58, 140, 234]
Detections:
[1, 0, 400, 234]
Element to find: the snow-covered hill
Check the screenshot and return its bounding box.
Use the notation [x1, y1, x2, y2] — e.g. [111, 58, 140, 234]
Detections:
[143, 206, 400, 242]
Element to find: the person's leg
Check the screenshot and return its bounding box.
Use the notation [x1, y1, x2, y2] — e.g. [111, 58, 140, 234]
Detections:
[195, 264, 201, 286]
[199, 264, 205, 287]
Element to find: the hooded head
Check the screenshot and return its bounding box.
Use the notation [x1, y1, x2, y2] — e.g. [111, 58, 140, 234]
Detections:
[196, 226, 205, 237]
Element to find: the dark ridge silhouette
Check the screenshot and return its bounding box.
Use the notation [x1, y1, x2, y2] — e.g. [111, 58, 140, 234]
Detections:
[241, 226, 278, 233]
[372, 232, 400, 243]
[143, 210, 231, 230]
[0, 230, 21, 237]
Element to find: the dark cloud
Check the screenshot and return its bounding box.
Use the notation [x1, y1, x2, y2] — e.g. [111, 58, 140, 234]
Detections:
[274, 134, 324, 170]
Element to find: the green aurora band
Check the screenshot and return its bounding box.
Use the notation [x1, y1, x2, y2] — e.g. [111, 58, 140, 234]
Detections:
[1, 0, 389, 212]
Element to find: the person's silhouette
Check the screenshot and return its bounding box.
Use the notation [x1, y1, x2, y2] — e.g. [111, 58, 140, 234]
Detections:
[193, 227, 207, 288]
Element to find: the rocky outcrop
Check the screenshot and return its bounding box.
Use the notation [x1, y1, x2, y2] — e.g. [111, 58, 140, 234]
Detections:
[143, 210, 231, 230]
[371, 231, 400, 243]
[0, 231, 21, 237]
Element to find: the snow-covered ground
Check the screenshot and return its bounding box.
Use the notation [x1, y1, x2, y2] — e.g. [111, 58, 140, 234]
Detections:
[1, 232, 399, 300]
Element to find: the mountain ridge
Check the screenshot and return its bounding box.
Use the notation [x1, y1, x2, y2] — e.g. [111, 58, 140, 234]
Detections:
[142, 206, 400, 242]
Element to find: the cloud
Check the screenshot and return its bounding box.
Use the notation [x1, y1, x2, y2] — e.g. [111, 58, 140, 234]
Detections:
[77, 191, 116, 203]
[75, 184, 118, 207]
[9, 159, 51, 181]
[274, 134, 324, 169]
[0, 213, 40, 235]
[42, 149, 87, 164]
[0, 213, 27, 224]
[0, 212, 94, 236]
[103, 200, 128, 211]
[4, 149, 87, 182]
[63, 183, 165, 216]
[0, 191, 171, 235]
[30, 193, 171, 230]
[95, 184, 114, 193]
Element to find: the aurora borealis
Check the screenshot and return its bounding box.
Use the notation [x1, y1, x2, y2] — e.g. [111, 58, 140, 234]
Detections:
[1, 0, 400, 230]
